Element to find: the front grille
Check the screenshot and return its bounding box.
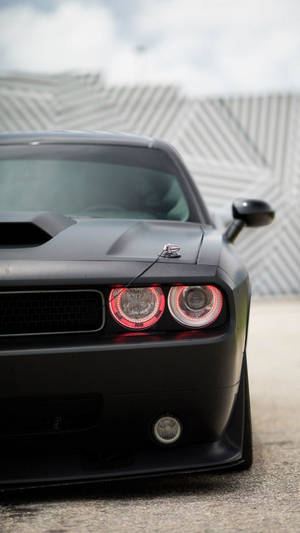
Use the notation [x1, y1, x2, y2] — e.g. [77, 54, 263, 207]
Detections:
[0, 290, 104, 336]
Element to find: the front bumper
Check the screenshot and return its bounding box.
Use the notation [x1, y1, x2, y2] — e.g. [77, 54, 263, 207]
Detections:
[0, 327, 246, 488]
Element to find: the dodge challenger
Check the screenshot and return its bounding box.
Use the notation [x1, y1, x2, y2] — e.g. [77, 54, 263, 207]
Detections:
[0, 131, 274, 489]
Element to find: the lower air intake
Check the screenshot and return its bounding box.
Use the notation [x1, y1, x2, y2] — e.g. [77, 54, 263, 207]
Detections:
[1, 395, 102, 436]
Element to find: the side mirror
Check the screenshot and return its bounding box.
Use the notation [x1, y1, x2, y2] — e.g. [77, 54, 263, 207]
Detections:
[224, 198, 275, 243]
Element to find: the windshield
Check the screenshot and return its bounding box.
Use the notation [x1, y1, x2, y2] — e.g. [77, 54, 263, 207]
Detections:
[0, 144, 191, 221]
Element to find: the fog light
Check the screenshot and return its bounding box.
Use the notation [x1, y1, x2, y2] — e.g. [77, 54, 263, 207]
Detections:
[153, 415, 182, 444]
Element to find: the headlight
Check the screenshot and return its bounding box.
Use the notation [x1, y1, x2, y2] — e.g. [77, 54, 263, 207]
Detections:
[168, 285, 223, 328]
[109, 286, 165, 330]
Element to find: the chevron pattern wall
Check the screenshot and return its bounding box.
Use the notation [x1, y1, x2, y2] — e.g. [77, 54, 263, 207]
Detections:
[0, 73, 299, 295]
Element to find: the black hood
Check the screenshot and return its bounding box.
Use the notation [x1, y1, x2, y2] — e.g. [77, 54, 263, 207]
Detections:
[0, 214, 204, 264]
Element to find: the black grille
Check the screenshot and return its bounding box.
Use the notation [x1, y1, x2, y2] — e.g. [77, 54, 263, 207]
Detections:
[0, 290, 104, 335]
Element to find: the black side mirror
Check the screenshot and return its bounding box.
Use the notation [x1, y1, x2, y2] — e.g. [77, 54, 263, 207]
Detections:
[224, 198, 275, 243]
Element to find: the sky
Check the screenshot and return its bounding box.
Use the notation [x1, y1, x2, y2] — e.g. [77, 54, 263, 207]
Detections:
[0, 0, 299, 96]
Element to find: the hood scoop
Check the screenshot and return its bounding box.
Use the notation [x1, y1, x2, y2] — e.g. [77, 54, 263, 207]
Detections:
[0, 212, 76, 247]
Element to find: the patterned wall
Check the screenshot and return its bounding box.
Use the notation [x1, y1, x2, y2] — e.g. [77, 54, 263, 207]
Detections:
[0, 72, 299, 295]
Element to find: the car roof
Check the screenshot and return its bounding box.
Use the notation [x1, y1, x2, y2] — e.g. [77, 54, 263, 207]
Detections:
[0, 130, 155, 148]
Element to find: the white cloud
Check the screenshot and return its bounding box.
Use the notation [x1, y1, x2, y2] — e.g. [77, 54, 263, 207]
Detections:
[0, 0, 299, 95]
[0, 2, 119, 71]
[132, 0, 300, 94]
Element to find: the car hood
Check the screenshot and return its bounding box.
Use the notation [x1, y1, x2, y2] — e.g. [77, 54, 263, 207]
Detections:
[0, 217, 204, 264]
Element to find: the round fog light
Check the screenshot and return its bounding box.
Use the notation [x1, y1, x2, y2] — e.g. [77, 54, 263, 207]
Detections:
[153, 415, 182, 444]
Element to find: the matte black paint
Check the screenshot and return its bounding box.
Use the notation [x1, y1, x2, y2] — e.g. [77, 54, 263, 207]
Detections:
[0, 131, 255, 489]
[0, 218, 204, 262]
[224, 198, 275, 242]
[233, 198, 275, 227]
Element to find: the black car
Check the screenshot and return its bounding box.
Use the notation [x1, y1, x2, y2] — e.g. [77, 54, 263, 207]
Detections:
[0, 131, 274, 489]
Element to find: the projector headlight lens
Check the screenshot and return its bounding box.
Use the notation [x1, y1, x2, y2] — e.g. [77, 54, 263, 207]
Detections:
[168, 285, 223, 328]
[109, 286, 165, 330]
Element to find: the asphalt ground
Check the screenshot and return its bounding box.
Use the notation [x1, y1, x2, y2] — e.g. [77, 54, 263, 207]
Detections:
[0, 299, 299, 533]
